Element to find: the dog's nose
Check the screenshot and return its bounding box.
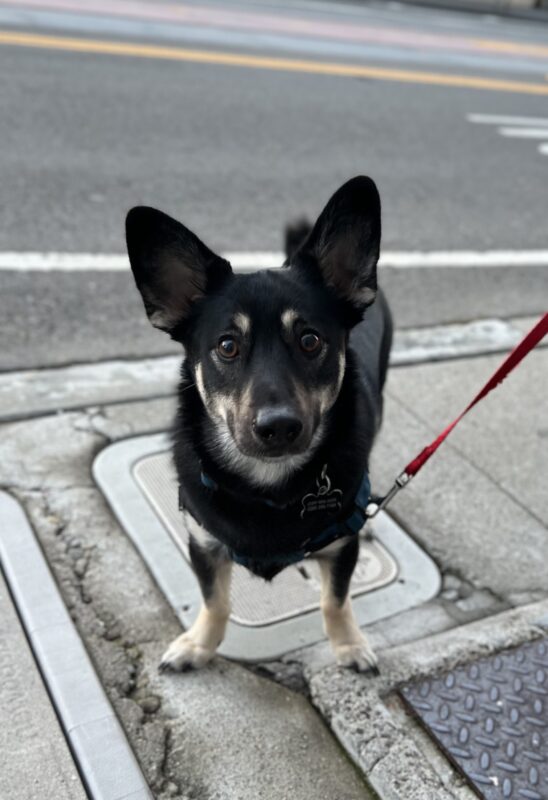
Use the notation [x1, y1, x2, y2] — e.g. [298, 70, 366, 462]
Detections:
[253, 407, 303, 447]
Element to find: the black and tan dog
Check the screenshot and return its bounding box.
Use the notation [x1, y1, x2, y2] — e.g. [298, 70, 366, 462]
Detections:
[126, 176, 392, 673]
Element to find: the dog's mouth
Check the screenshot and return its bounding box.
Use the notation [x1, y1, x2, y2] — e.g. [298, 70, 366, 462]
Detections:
[230, 427, 312, 461]
[236, 441, 309, 461]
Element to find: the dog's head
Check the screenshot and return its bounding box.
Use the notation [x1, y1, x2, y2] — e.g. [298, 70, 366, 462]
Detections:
[126, 176, 381, 487]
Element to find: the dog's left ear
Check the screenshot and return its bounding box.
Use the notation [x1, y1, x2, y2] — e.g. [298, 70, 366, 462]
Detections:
[126, 206, 232, 336]
[291, 176, 381, 315]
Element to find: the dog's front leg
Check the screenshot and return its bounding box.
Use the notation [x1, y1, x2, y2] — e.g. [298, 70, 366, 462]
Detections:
[160, 537, 232, 671]
[317, 537, 379, 674]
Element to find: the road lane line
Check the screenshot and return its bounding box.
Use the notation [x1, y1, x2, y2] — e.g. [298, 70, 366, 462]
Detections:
[1, 30, 548, 95]
[379, 251, 548, 268]
[467, 113, 548, 126]
[498, 127, 548, 139]
[1, 251, 547, 272]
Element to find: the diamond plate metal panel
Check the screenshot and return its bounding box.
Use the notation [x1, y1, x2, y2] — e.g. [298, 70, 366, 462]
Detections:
[401, 638, 548, 799]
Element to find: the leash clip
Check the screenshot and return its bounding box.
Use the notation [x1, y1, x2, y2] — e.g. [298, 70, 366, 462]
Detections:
[365, 471, 411, 519]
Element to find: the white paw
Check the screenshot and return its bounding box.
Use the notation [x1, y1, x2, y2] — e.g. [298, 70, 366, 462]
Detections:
[335, 638, 379, 675]
[159, 632, 215, 672]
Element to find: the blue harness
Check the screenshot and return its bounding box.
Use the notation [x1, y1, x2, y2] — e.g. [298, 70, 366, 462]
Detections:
[199, 470, 371, 570]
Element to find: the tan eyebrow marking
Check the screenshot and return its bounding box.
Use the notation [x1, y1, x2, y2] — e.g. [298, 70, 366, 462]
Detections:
[281, 309, 299, 336]
[232, 312, 251, 336]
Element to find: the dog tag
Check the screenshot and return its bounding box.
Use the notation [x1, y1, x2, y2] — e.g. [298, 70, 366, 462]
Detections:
[300, 465, 342, 519]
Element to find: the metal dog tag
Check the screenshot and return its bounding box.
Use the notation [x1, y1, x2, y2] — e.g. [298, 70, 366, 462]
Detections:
[300, 465, 342, 519]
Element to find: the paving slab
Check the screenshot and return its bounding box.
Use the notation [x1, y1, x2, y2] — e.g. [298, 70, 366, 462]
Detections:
[0, 410, 99, 491]
[385, 347, 548, 526]
[369, 348, 548, 602]
[0, 570, 86, 800]
[146, 649, 374, 800]
[0, 355, 181, 422]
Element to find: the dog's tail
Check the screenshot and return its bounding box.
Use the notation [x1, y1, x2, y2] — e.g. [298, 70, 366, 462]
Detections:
[284, 218, 312, 263]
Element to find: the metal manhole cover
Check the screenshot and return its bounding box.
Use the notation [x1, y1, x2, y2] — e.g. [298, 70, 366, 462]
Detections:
[401, 638, 548, 800]
[134, 452, 398, 626]
[93, 434, 441, 661]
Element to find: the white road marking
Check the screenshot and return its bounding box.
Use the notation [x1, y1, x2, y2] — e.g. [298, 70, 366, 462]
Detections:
[468, 111, 548, 158]
[380, 251, 548, 268]
[498, 127, 548, 139]
[0, 250, 547, 272]
[0, 252, 130, 271]
[467, 113, 548, 126]
[0, 251, 279, 271]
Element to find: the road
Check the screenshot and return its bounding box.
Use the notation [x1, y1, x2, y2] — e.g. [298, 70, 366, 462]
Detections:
[0, 0, 547, 368]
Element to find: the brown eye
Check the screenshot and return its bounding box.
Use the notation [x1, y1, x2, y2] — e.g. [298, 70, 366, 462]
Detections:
[300, 331, 321, 354]
[217, 336, 239, 360]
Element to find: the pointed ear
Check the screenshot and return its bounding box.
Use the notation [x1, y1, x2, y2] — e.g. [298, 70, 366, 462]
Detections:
[125, 207, 232, 335]
[291, 176, 381, 315]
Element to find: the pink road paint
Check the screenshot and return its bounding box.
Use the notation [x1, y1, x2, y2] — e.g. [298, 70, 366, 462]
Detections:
[5, 0, 548, 60]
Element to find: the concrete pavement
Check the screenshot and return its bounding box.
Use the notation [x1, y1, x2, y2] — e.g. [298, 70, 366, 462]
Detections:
[1, 311, 546, 798]
[0, 570, 86, 800]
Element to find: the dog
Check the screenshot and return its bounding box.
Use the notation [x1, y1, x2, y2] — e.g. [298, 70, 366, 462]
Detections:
[126, 176, 392, 673]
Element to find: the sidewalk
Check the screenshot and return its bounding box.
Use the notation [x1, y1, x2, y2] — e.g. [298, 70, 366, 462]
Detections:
[378, 0, 548, 22]
[1, 315, 547, 799]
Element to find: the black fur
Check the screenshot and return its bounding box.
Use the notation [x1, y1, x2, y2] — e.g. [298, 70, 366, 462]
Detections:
[284, 217, 312, 262]
[327, 535, 361, 605]
[126, 177, 392, 587]
[187, 536, 221, 601]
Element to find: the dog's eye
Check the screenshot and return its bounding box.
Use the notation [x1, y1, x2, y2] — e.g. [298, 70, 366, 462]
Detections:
[217, 336, 239, 360]
[300, 331, 321, 354]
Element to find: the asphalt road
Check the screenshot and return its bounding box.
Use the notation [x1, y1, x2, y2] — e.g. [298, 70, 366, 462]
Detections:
[0, 0, 547, 368]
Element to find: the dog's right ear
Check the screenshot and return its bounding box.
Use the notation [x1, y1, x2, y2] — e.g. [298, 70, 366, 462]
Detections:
[126, 207, 232, 336]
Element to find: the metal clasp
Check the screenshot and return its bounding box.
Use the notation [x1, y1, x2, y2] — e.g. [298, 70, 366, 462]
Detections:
[365, 471, 411, 519]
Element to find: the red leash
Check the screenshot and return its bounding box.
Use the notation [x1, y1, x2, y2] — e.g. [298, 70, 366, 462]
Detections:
[366, 312, 548, 518]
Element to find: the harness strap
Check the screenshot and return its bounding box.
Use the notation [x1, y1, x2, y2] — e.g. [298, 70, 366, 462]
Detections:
[230, 472, 371, 569]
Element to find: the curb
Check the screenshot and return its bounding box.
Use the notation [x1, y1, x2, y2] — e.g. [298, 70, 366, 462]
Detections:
[0, 491, 153, 800]
[369, 0, 548, 23]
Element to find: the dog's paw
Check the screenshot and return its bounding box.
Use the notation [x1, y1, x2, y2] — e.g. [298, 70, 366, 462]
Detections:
[159, 633, 214, 673]
[335, 639, 379, 675]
